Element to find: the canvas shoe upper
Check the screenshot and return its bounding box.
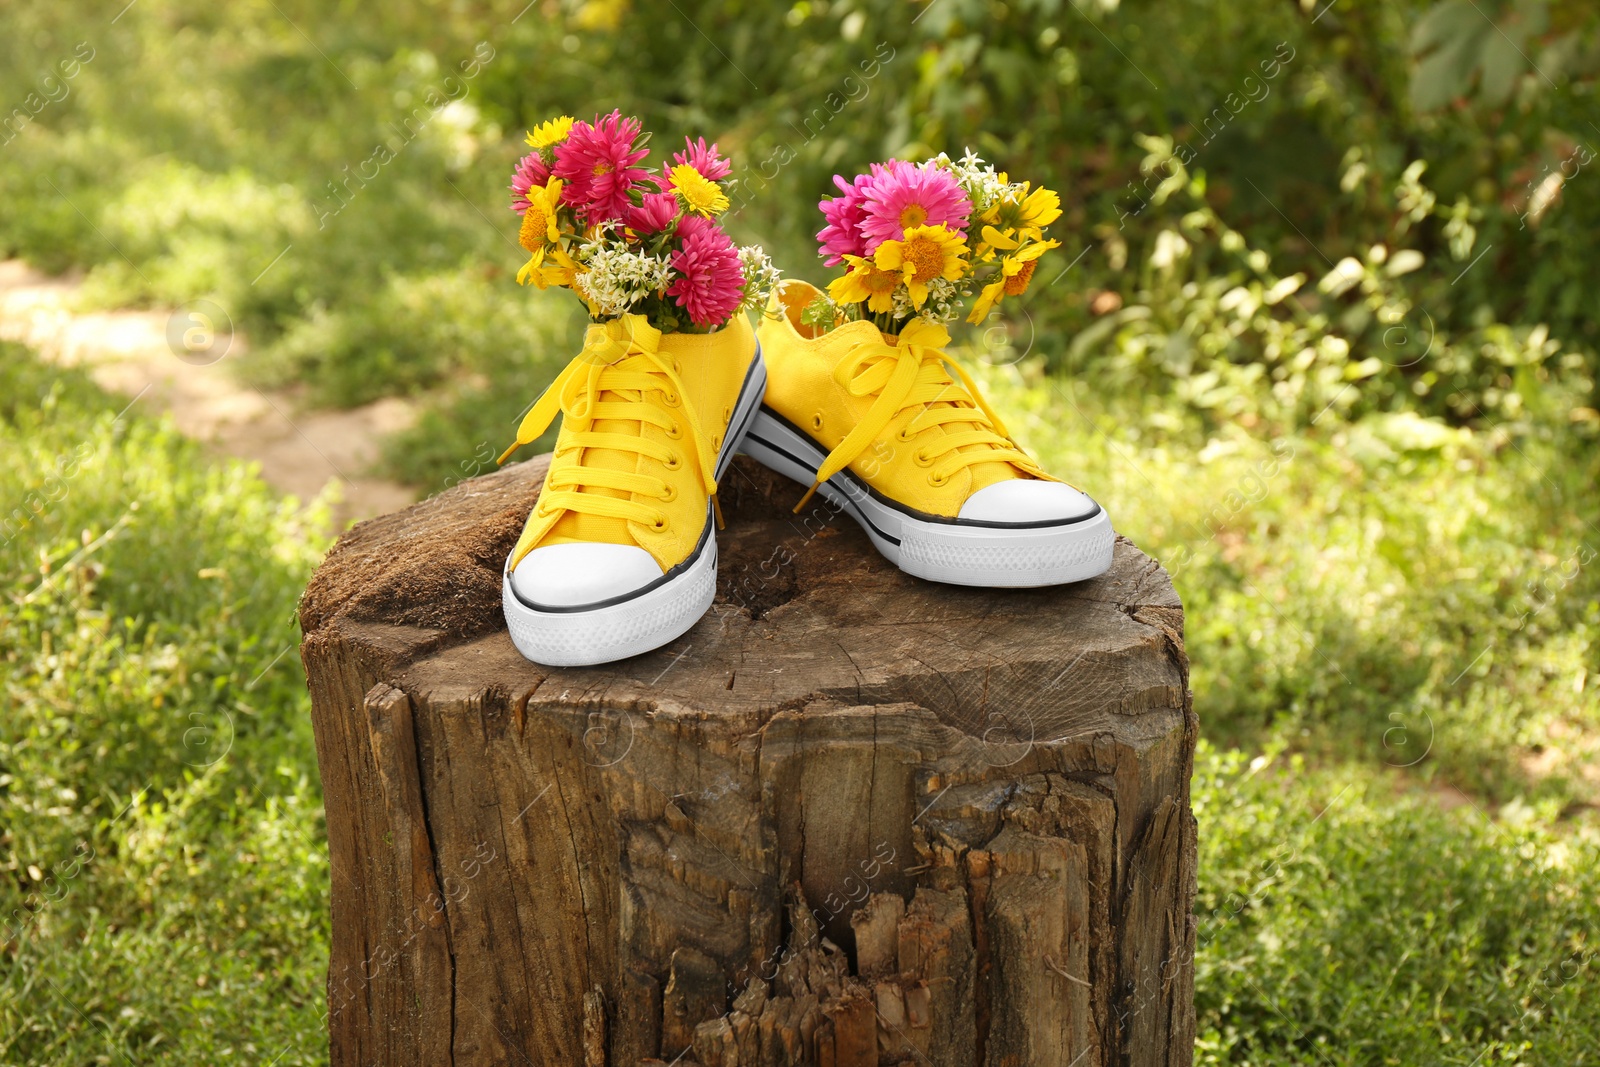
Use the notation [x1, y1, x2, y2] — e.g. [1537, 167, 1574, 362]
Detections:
[740, 281, 1113, 587]
[499, 312, 765, 665]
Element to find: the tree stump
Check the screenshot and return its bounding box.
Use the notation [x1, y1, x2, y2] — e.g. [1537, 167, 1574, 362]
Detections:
[299, 454, 1197, 1067]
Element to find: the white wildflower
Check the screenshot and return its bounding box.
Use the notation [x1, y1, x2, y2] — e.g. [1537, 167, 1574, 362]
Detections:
[573, 236, 673, 318]
[890, 276, 964, 326]
[736, 245, 782, 314]
[936, 148, 1015, 214]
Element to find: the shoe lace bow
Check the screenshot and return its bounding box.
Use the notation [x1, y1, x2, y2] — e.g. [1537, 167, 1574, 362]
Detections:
[796, 319, 1044, 510]
[499, 314, 719, 540]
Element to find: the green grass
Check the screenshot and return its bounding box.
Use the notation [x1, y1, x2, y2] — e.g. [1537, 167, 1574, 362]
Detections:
[0, 347, 331, 1064]
[1194, 745, 1600, 1066]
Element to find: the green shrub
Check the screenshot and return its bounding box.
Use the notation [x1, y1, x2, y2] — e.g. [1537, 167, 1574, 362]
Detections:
[7, 0, 1597, 426]
[245, 267, 580, 409]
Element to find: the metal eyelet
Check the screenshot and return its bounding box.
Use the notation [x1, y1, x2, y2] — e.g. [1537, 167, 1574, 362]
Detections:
[928, 472, 947, 487]
[659, 485, 678, 503]
[895, 427, 915, 443]
[711, 434, 723, 452]
[811, 413, 824, 431]
[651, 515, 669, 531]
[664, 391, 681, 407]
[722, 406, 732, 426]
[664, 453, 682, 471]
[665, 421, 683, 440]
[913, 450, 933, 468]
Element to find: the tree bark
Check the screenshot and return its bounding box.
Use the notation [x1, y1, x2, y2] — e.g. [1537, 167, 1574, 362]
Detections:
[299, 454, 1197, 1067]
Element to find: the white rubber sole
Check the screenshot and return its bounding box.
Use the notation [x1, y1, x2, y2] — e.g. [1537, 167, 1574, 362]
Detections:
[502, 350, 767, 667]
[740, 409, 1115, 588]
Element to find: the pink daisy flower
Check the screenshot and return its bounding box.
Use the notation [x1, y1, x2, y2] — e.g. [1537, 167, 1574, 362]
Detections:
[671, 136, 732, 181]
[857, 160, 970, 250]
[816, 171, 874, 267]
[552, 110, 651, 225]
[510, 150, 552, 213]
[627, 190, 679, 234]
[668, 215, 743, 327]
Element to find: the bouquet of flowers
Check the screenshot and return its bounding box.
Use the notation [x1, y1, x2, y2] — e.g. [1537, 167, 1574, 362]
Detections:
[811, 149, 1062, 331]
[510, 111, 779, 331]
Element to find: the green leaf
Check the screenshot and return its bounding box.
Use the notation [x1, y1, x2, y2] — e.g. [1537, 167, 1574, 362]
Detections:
[1409, 0, 1555, 108]
[1478, 28, 1527, 103]
[1386, 250, 1426, 277]
[1410, 36, 1483, 110]
[1409, 0, 1480, 55]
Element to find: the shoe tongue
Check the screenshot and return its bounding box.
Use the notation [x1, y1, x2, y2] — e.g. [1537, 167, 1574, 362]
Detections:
[833, 319, 886, 347]
[546, 326, 654, 548]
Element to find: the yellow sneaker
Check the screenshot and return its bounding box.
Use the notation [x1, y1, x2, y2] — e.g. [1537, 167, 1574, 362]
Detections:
[498, 312, 765, 665]
[743, 281, 1113, 587]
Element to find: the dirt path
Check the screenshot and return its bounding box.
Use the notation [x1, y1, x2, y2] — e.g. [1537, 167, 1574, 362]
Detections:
[0, 260, 418, 529]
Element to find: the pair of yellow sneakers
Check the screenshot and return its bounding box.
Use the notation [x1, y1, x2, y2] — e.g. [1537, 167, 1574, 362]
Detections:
[499, 280, 1115, 666]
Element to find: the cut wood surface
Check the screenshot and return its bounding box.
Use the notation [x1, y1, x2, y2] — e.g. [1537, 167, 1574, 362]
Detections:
[299, 454, 1197, 1067]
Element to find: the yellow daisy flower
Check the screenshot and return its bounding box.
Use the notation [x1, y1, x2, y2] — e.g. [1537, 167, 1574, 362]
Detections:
[972, 224, 1013, 263]
[873, 224, 969, 307]
[828, 255, 901, 314]
[516, 178, 566, 287]
[521, 245, 580, 291]
[966, 239, 1058, 323]
[544, 247, 582, 291]
[967, 277, 1005, 323]
[668, 163, 730, 217]
[981, 225, 1021, 252]
[518, 178, 563, 251]
[525, 116, 575, 149]
[979, 183, 1063, 245]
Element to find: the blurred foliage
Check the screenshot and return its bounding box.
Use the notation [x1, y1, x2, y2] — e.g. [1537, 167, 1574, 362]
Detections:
[3, 0, 1599, 431]
[0, 347, 331, 1063]
[3, 0, 1600, 1061]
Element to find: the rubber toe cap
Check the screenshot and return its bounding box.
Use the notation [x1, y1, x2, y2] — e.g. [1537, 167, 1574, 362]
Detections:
[958, 480, 1100, 523]
[509, 543, 664, 609]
